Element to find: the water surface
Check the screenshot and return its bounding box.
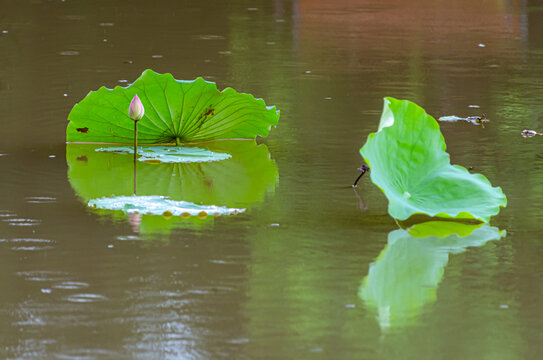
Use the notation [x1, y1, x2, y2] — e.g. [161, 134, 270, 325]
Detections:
[1, 0, 542, 359]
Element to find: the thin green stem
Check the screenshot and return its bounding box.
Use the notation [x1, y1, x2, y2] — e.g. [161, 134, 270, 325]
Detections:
[134, 120, 138, 195]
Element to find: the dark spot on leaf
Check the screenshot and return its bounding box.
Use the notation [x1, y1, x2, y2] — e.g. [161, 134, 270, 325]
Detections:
[76, 155, 88, 162]
[143, 159, 162, 164]
[76, 127, 89, 133]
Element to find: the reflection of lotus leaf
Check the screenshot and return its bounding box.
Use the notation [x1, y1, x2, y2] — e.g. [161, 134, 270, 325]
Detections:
[67, 140, 277, 208]
[66, 69, 279, 144]
[96, 146, 232, 163]
[67, 140, 277, 234]
[360, 97, 507, 222]
[360, 223, 505, 329]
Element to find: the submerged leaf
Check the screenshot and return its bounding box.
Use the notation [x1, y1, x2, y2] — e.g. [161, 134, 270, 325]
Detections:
[66, 69, 279, 144]
[360, 98, 506, 222]
[96, 145, 232, 163]
[88, 196, 244, 217]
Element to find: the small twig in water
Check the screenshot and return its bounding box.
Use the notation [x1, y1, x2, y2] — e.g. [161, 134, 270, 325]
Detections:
[352, 165, 370, 187]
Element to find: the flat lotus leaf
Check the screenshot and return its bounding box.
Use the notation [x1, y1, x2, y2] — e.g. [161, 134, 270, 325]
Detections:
[67, 140, 277, 208]
[66, 69, 279, 144]
[360, 97, 507, 222]
[96, 145, 232, 163]
[360, 223, 505, 329]
[88, 196, 244, 217]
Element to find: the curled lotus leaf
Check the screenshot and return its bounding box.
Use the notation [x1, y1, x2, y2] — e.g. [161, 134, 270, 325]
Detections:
[360, 97, 507, 222]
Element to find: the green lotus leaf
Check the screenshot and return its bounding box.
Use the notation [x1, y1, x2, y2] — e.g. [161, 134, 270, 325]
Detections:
[360, 223, 505, 329]
[67, 140, 278, 208]
[96, 145, 232, 163]
[66, 69, 279, 144]
[360, 97, 507, 222]
[89, 195, 244, 217]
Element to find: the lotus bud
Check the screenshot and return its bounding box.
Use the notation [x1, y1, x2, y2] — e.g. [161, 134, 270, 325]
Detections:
[129, 94, 145, 121]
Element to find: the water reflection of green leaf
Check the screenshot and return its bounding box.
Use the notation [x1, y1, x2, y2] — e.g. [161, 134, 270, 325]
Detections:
[66, 140, 278, 233]
[360, 223, 505, 330]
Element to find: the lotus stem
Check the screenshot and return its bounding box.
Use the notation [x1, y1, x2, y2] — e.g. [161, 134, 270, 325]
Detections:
[175, 136, 181, 146]
[134, 120, 138, 195]
[353, 165, 370, 187]
[134, 120, 138, 161]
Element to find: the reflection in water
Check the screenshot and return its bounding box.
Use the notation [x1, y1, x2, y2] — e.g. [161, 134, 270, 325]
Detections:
[66, 140, 278, 234]
[360, 223, 505, 330]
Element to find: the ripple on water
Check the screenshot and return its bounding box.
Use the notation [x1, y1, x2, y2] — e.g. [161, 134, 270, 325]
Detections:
[5, 238, 55, 251]
[59, 50, 80, 56]
[0, 210, 16, 217]
[53, 349, 118, 360]
[116, 235, 141, 241]
[17, 270, 70, 282]
[194, 34, 225, 40]
[64, 294, 108, 303]
[25, 196, 57, 204]
[4, 218, 41, 226]
[52, 281, 90, 290]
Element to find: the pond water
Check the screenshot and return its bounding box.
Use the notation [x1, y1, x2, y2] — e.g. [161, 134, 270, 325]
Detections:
[1, 0, 543, 359]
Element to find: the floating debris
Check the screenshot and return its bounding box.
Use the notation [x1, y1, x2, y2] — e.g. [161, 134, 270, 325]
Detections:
[521, 129, 542, 138]
[438, 114, 489, 126]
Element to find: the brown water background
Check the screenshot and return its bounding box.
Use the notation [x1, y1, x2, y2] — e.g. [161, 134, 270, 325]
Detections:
[1, 0, 543, 359]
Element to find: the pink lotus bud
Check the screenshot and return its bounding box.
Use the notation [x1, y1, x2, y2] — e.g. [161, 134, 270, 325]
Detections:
[129, 94, 145, 121]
